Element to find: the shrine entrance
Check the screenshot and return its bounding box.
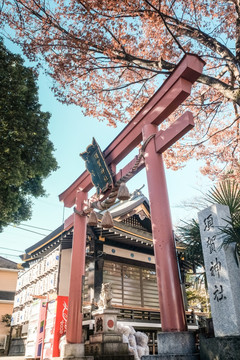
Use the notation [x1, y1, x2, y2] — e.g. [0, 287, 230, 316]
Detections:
[59, 54, 205, 345]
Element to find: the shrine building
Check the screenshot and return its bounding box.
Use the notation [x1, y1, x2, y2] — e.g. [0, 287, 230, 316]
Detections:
[9, 188, 204, 357]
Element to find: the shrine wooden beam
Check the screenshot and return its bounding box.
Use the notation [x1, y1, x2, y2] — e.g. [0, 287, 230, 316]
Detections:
[155, 111, 194, 153]
[109, 111, 193, 188]
[113, 155, 145, 183]
[59, 54, 204, 207]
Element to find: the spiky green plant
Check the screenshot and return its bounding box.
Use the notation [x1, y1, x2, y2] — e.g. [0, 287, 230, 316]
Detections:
[206, 180, 240, 217]
[177, 219, 204, 269]
[178, 180, 240, 271]
[206, 180, 240, 254]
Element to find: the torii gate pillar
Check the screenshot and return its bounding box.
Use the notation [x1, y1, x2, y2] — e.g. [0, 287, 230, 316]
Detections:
[66, 190, 88, 343]
[142, 124, 186, 331]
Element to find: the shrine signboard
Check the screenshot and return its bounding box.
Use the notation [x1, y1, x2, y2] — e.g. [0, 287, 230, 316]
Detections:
[80, 137, 113, 195]
[198, 204, 240, 336]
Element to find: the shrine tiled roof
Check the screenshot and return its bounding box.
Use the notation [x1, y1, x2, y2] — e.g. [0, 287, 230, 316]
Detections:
[108, 189, 149, 218]
[24, 224, 64, 255]
[0, 256, 18, 270]
[102, 187, 152, 233]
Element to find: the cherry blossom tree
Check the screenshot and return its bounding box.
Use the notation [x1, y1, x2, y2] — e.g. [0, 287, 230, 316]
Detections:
[1, 0, 240, 178]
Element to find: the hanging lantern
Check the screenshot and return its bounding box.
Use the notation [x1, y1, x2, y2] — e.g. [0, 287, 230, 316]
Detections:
[101, 210, 114, 229]
[88, 210, 98, 227]
[117, 182, 130, 201]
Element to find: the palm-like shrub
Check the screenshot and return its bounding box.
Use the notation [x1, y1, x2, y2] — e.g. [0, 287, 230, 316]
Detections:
[177, 180, 240, 313]
[206, 180, 240, 254]
[177, 219, 203, 270]
[178, 180, 240, 262]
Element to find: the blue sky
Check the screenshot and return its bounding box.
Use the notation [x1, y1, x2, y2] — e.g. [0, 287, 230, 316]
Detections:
[0, 40, 213, 263]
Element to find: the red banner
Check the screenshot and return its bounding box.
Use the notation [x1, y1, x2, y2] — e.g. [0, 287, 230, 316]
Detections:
[52, 296, 68, 357]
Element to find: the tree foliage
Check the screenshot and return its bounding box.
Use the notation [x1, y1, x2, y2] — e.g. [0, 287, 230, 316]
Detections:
[1, 314, 11, 327]
[0, 40, 58, 231]
[1, 0, 240, 178]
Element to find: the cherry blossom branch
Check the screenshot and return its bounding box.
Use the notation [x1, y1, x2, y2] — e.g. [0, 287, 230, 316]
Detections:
[144, 0, 186, 54]
[193, 114, 240, 147]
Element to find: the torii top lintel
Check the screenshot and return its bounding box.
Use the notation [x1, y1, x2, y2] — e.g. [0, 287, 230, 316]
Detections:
[59, 54, 205, 208]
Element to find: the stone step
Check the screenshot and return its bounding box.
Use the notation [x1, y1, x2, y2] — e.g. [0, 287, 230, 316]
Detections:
[85, 341, 129, 356]
[61, 357, 94, 360]
[0, 357, 25, 360]
[142, 354, 200, 360]
[200, 335, 240, 360]
[93, 355, 134, 360]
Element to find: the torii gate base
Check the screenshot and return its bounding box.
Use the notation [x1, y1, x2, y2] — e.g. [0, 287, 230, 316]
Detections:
[60, 343, 89, 359]
[59, 54, 205, 359]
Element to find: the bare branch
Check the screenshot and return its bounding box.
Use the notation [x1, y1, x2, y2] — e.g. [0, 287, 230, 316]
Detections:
[193, 114, 240, 147]
[198, 74, 240, 104]
[155, 8, 239, 78]
[144, 0, 186, 54]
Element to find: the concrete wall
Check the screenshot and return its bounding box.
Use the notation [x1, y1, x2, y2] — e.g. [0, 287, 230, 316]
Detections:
[58, 249, 72, 296]
[0, 270, 18, 292]
[0, 269, 18, 337]
[0, 302, 13, 336]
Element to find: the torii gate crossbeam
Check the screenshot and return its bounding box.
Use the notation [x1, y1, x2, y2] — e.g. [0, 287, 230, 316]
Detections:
[59, 54, 205, 343]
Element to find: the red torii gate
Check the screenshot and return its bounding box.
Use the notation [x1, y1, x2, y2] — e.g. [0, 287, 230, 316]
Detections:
[59, 54, 205, 343]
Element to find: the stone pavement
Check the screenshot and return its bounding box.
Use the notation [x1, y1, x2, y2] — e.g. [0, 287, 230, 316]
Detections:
[0, 357, 25, 360]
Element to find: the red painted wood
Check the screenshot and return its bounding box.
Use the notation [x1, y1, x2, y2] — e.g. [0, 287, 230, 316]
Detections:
[64, 213, 74, 229]
[142, 123, 187, 332]
[104, 78, 192, 164]
[155, 111, 194, 154]
[113, 156, 145, 183]
[60, 170, 91, 207]
[105, 54, 204, 164]
[59, 54, 204, 207]
[66, 190, 87, 343]
[59, 54, 205, 342]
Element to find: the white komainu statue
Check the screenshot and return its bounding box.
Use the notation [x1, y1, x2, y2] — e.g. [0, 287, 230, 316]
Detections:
[98, 282, 113, 309]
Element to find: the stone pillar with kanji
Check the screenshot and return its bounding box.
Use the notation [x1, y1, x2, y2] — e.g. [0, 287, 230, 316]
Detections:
[198, 204, 240, 360]
[198, 204, 240, 336]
